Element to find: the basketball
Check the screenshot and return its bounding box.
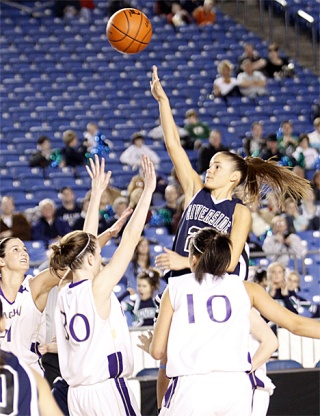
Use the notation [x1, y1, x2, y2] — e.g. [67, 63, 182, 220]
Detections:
[106, 8, 152, 55]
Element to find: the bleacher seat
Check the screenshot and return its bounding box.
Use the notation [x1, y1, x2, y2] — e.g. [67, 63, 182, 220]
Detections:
[266, 359, 303, 371]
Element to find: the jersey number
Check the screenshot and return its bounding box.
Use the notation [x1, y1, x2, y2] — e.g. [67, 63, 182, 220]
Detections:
[60, 311, 90, 342]
[0, 367, 18, 415]
[187, 294, 232, 324]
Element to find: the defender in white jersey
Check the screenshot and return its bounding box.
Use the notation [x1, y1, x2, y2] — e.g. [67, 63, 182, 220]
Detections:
[138, 227, 320, 416]
[0, 237, 61, 375]
[50, 154, 156, 416]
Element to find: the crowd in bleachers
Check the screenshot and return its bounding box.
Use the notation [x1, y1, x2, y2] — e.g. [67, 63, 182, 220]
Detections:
[0, 0, 319, 322]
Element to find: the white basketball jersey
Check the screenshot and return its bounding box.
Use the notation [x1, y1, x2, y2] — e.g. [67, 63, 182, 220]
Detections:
[55, 279, 134, 387]
[166, 273, 252, 378]
[0, 275, 46, 373]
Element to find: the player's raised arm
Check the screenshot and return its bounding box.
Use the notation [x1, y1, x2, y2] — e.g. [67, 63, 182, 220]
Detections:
[150, 65, 202, 204]
[93, 155, 156, 303]
[83, 155, 112, 236]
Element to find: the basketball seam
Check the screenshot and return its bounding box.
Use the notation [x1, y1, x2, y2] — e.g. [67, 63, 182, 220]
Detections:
[108, 23, 149, 46]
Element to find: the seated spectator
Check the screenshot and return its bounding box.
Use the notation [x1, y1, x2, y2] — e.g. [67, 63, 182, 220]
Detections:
[266, 262, 298, 315]
[184, 108, 211, 149]
[128, 187, 152, 224]
[197, 129, 229, 173]
[299, 188, 320, 230]
[259, 134, 285, 162]
[292, 134, 319, 169]
[154, 0, 172, 17]
[31, 199, 71, 248]
[55, 186, 82, 229]
[213, 60, 241, 100]
[150, 184, 180, 234]
[181, 0, 203, 14]
[83, 122, 113, 156]
[54, 0, 81, 18]
[311, 170, 320, 202]
[127, 174, 145, 197]
[236, 42, 265, 74]
[308, 117, 320, 151]
[0, 196, 31, 241]
[247, 200, 270, 240]
[167, 2, 192, 27]
[123, 237, 155, 290]
[277, 120, 298, 158]
[108, 0, 131, 17]
[120, 132, 160, 171]
[119, 269, 162, 327]
[237, 59, 267, 98]
[192, 0, 216, 26]
[253, 268, 268, 290]
[72, 197, 89, 231]
[148, 118, 189, 143]
[99, 196, 129, 238]
[259, 191, 282, 226]
[242, 121, 266, 157]
[287, 270, 318, 316]
[261, 43, 295, 79]
[292, 164, 306, 179]
[60, 129, 88, 168]
[262, 216, 306, 267]
[85, 185, 121, 211]
[283, 197, 308, 233]
[29, 136, 61, 169]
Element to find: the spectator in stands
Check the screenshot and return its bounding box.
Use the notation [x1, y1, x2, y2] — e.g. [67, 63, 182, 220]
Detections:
[55, 186, 82, 229]
[260, 43, 294, 79]
[277, 120, 298, 158]
[72, 197, 90, 231]
[181, 0, 203, 14]
[253, 268, 268, 290]
[300, 188, 320, 230]
[167, 2, 192, 27]
[120, 268, 162, 327]
[85, 185, 121, 211]
[148, 117, 189, 143]
[0, 196, 31, 241]
[99, 196, 129, 238]
[283, 197, 308, 233]
[237, 59, 267, 98]
[29, 136, 55, 169]
[150, 184, 180, 234]
[266, 262, 298, 315]
[242, 121, 266, 157]
[286, 270, 318, 316]
[247, 200, 270, 240]
[308, 117, 320, 151]
[184, 108, 211, 149]
[108, 0, 131, 17]
[54, 0, 81, 18]
[237, 42, 264, 74]
[60, 129, 88, 168]
[311, 170, 320, 202]
[292, 134, 319, 169]
[259, 191, 282, 226]
[154, 0, 172, 17]
[192, 0, 216, 26]
[31, 199, 71, 248]
[197, 129, 229, 174]
[120, 132, 160, 171]
[123, 237, 155, 290]
[212, 60, 241, 100]
[262, 216, 306, 267]
[259, 134, 285, 162]
[83, 122, 113, 156]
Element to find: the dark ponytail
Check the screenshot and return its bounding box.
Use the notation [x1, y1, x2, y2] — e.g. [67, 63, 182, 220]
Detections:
[189, 227, 232, 283]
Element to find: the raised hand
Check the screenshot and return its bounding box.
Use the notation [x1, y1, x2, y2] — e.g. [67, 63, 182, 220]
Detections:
[140, 154, 156, 194]
[150, 65, 167, 102]
[107, 207, 133, 238]
[155, 247, 188, 271]
[86, 154, 112, 196]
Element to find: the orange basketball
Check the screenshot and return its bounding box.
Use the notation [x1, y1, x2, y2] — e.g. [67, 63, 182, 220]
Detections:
[106, 8, 152, 55]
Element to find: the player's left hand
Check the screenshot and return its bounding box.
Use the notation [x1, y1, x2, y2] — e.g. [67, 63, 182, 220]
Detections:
[86, 154, 112, 195]
[137, 330, 153, 354]
[107, 207, 133, 237]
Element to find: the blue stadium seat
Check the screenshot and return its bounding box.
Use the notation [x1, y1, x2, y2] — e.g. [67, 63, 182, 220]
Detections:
[266, 359, 303, 371]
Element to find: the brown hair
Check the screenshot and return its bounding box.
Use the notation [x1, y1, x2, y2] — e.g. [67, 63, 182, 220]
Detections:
[189, 227, 232, 283]
[0, 237, 15, 259]
[218, 151, 311, 208]
[50, 231, 97, 277]
[132, 237, 151, 275]
[137, 268, 161, 292]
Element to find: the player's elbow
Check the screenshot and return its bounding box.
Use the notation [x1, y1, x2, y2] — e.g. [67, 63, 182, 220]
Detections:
[150, 345, 165, 361]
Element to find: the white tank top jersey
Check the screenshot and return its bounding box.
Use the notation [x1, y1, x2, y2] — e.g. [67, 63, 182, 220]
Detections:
[166, 273, 252, 378]
[0, 275, 46, 373]
[55, 279, 134, 387]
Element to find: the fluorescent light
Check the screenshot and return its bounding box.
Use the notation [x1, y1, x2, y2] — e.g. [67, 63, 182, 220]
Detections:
[298, 10, 314, 23]
[275, 0, 287, 7]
